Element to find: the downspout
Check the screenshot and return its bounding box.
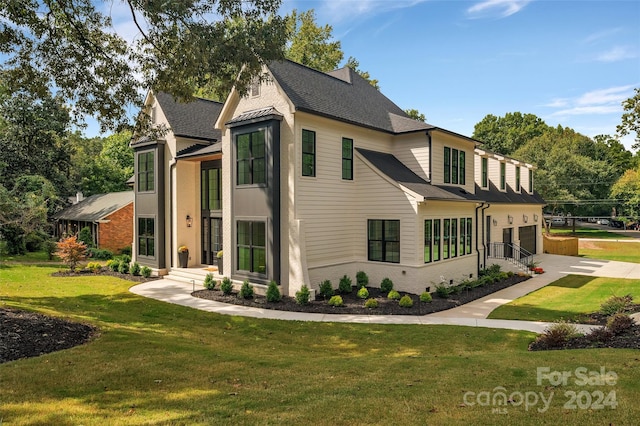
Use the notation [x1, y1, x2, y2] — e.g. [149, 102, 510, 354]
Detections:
[169, 158, 177, 269]
[475, 202, 490, 277]
[426, 130, 433, 182]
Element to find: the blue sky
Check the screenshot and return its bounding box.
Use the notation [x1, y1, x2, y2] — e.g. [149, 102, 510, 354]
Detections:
[280, 0, 639, 150]
[87, 0, 639, 150]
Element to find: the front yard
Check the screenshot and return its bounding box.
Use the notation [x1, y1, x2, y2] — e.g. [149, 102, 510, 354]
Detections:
[1, 263, 640, 425]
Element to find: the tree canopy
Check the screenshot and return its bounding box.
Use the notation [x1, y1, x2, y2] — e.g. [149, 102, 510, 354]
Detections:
[617, 88, 640, 150]
[285, 9, 343, 72]
[472, 112, 550, 155]
[1, 0, 288, 130]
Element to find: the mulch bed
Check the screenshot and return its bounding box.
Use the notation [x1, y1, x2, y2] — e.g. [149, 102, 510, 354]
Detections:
[529, 325, 640, 351]
[192, 274, 531, 316]
[0, 308, 97, 364]
[51, 269, 157, 283]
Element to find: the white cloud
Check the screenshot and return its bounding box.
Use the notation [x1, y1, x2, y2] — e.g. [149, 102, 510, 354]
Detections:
[547, 85, 636, 118]
[467, 0, 532, 19]
[595, 46, 638, 63]
[583, 27, 623, 44]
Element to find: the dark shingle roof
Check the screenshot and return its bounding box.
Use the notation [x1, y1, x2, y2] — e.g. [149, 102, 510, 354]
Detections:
[268, 60, 432, 135]
[357, 149, 480, 202]
[176, 142, 222, 159]
[155, 92, 223, 142]
[53, 192, 133, 221]
[475, 182, 546, 204]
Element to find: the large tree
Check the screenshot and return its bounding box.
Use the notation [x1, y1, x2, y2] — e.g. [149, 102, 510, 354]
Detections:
[472, 112, 550, 155]
[610, 166, 640, 217]
[285, 9, 343, 72]
[1, 0, 288, 130]
[617, 88, 640, 150]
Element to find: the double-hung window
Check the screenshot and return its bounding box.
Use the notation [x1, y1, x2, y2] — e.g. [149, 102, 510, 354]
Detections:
[342, 137, 353, 180]
[500, 162, 506, 190]
[424, 219, 432, 263]
[444, 147, 466, 185]
[368, 220, 400, 263]
[481, 157, 488, 188]
[302, 129, 316, 177]
[236, 130, 266, 185]
[443, 219, 450, 259]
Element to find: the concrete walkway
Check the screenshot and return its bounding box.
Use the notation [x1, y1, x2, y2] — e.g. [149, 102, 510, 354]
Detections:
[130, 254, 640, 334]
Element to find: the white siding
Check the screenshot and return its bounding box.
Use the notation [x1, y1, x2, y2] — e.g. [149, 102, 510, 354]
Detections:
[392, 133, 431, 181]
[430, 131, 476, 194]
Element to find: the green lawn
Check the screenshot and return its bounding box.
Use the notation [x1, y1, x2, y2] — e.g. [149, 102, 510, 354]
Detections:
[1, 264, 640, 425]
[579, 240, 640, 263]
[550, 227, 632, 239]
[488, 275, 640, 322]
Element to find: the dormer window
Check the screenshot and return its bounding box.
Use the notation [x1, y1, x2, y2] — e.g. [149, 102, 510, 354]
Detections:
[516, 166, 521, 192]
[481, 157, 488, 188]
[500, 162, 506, 191]
[529, 169, 533, 193]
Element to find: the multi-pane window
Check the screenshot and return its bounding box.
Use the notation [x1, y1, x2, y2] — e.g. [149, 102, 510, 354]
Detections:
[137, 151, 154, 192]
[368, 219, 400, 263]
[529, 169, 533, 193]
[342, 137, 353, 180]
[466, 217, 472, 254]
[236, 130, 266, 185]
[237, 221, 266, 274]
[138, 218, 155, 257]
[500, 162, 506, 190]
[444, 147, 466, 185]
[481, 157, 488, 188]
[302, 129, 316, 177]
[424, 219, 432, 263]
[516, 166, 521, 192]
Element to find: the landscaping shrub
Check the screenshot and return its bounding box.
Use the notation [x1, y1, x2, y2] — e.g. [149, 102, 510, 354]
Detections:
[86, 262, 102, 273]
[118, 261, 130, 274]
[319, 280, 334, 300]
[435, 284, 452, 298]
[380, 277, 393, 293]
[240, 280, 254, 299]
[130, 262, 141, 276]
[295, 285, 311, 305]
[600, 294, 633, 316]
[78, 226, 94, 248]
[357, 287, 369, 299]
[203, 273, 216, 290]
[399, 295, 413, 308]
[121, 254, 132, 265]
[420, 291, 432, 303]
[108, 259, 120, 272]
[141, 266, 152, 278]
[328, 295, 344, 307]
[586, 327, 613, 343]
[450, 285, 462, 295]
[266, 281, 281, 303]
[606, 313, 634, 335]
[532, 322, 581, 350]
[55, 235, 87, 272]
[356, 271, 368, 288]
[88, 248, 114, 260]
[387, 290, 401, 300]
[120, 246, 132, 256]
[364, 298, 378, 309]
[338, 275, 352, 294]
[220, 277, 233, 295]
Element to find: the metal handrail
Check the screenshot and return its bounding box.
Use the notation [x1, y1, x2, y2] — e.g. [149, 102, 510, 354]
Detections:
[487, 242, 534, 271]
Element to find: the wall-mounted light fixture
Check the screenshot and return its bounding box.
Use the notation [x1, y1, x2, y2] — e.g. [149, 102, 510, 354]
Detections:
[534, 214, 539, 222]
[492, 218, 498, 226]
[523, 214, 528, 223]
[508, 215, 513, 225]
[186, 215, 193, 228]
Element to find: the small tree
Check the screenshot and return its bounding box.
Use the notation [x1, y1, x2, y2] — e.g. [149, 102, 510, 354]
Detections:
[78, 226, 94, 248]
[55, 235, 87, 272]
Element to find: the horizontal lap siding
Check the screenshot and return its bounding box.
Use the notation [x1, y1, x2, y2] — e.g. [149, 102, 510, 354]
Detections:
[430, 132, 476, 194]
[295, 115, 418, 268]
[392, 134, 430, 181]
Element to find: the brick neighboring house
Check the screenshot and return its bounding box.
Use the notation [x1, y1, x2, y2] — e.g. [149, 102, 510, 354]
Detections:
[53, 191, 134, 253]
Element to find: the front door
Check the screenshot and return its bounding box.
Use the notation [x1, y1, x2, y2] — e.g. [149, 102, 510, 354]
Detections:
[201, 161, 222, 265]
[503, 227, 513, 258]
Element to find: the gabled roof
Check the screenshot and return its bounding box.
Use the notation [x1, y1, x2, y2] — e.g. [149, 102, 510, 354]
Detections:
[53, 192, 134, 221]
[176, 142, 222, 159]
[155, 92, 223, 142]
[268, 60, 432, 135]
[357, 149, 481, 202]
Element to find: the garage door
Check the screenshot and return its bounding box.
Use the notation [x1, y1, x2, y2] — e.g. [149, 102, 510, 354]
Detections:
[519, 225, 537, 255]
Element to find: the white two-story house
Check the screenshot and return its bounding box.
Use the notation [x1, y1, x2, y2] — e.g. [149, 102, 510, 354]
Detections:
[131, 60, 545, 296]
